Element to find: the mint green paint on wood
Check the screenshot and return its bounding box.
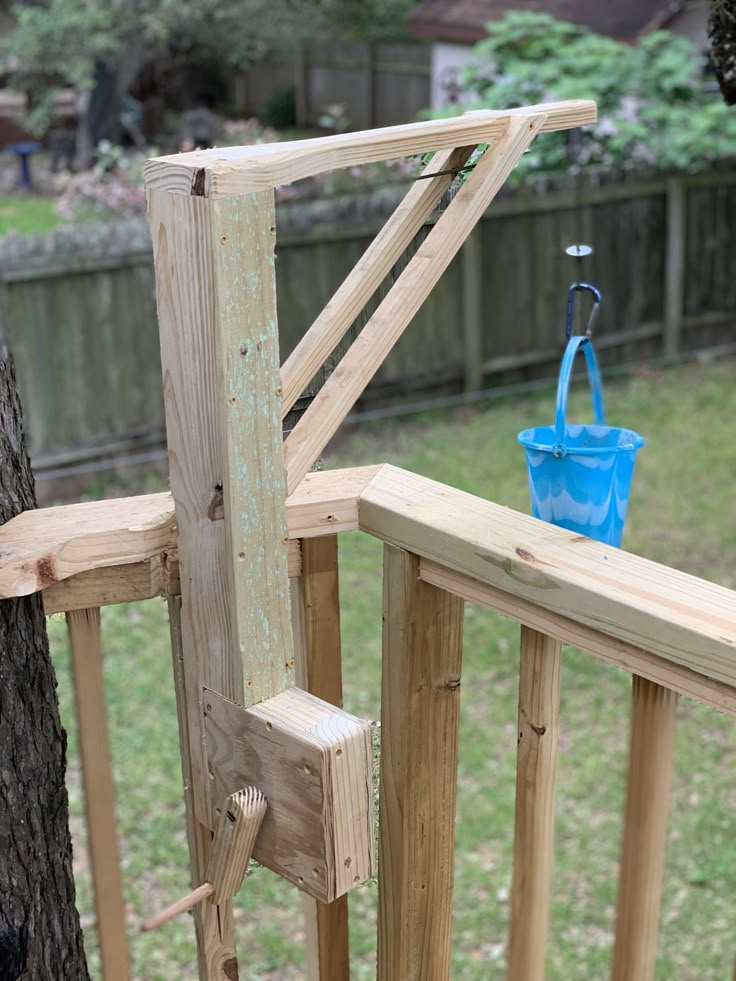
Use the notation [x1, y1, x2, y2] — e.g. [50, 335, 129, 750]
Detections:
[213, 191, 294, 706]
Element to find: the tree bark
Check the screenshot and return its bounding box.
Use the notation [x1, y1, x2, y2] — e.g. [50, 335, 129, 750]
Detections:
[709, 0, 736, 105]
[0, 345, 89, 980]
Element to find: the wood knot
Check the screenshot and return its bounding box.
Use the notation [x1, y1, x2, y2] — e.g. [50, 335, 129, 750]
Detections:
[529, 723, 547, 736]
[34, 555, 57, 589]
[446, 677, 461, 693]
[515, 547, 534, 562]
[222, 957, 239, 980]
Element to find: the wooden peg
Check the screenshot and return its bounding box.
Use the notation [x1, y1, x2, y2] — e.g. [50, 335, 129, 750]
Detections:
[141, 786, 267, 932]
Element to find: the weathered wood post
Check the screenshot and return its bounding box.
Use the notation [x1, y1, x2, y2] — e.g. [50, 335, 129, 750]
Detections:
[145, 164, 374, 978]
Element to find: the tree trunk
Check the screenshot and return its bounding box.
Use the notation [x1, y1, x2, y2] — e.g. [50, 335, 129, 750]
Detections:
[709, 0, 736, 105]
[0, 343, 89, 980]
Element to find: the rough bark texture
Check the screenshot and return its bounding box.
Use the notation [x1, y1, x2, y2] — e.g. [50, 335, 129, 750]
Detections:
[709, 0, 736, 105]
[0, 347, 89, 980]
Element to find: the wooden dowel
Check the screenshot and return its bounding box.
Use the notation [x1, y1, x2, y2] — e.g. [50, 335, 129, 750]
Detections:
[67, 608, 131, 981]
[141, 786, 266, 934]
[611, 676, 678, 981]
[141, 882, 215, 932]
[507, 627, 562, 981]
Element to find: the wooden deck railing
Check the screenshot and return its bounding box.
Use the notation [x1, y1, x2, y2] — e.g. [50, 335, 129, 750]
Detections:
[3, 463, 734, 979]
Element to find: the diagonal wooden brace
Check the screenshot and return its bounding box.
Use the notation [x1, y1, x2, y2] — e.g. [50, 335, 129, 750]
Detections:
[204, 687, 376, 904]
[282, 113, 547, 494]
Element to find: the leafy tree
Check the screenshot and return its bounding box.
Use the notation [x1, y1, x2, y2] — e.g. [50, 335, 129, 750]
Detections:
[5, 0, 331, 154]
[429, 12, 736, 177]
[328, 0, 415, 41]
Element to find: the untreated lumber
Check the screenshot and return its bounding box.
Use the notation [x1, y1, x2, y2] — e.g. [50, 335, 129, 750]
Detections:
[280, 144, 476, 417]
[284, 114, 545, 493]
[67, 607, 130, 981]
[419, 560, 736, 717]
[611, 677, 678, 981]
[292, 536, 350, 980]
[143, 101, 596, 197]
[0, 465, 378, 607]
[377, 545, 464, 980]
[359, 465, 736, 691]
[507, 627, 561, 981]
[203, 687, 376, 903]
[141, 787, 268, 932]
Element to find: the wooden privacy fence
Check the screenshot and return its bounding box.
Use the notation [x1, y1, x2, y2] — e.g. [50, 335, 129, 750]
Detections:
[3, 170, 736, 478]
[1, 104, 735, 979]
[233, 41, 431, 130]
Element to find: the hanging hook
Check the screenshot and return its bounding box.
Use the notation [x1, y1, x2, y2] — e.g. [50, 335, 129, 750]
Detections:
[565, 283, 602, 341]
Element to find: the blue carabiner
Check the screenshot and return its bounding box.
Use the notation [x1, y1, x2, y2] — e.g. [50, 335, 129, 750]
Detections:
[565, 283, 602, 341]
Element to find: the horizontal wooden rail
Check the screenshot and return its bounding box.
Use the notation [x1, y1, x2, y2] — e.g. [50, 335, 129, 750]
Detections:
[143, 101, 596, 197]
[0, 466, 379, 610]
[358, 465, 736, 696]
[6, 461, 734, 708]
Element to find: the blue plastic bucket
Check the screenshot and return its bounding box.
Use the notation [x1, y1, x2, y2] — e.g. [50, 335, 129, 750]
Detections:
[517, 335, 644, 547]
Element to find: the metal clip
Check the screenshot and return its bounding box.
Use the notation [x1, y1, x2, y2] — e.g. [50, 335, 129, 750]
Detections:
[565, 283, 602, 341]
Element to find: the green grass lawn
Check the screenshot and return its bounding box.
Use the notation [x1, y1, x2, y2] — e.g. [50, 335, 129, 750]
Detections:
[47, 358, 736, 980]
[0, 193, 61, 235]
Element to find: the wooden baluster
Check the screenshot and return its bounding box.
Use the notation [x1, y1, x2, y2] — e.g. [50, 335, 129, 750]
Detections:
[291, 535, 350, 980]
[67, 607, 130, 981]
[378, 545, 464, 981]
[507, 627, 562, 981]
[611, 676, 678, 981]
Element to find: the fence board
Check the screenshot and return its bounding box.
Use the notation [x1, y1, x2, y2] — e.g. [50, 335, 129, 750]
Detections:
[1, 171, 734, 483]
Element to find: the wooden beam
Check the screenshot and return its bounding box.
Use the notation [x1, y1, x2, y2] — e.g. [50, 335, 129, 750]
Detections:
[294, 536, 350, 980]
[66, 608, 130, 981]
[419, 560, 736, 717]
[377, 545, 464, 981]
[507, 627, 561, 981]
[142, 101, 596, 197]
[611, 677, 678, 981]
[167, 597, 236, 977]
[284, 114, 545, 494]
[203, 687, 376, 904]
[0, 492, 175, 598]
[1, 465, 378, 604]
[280, 144, 475, 416]
[359, 465, 736, 690]
[211, 190, 294, 703]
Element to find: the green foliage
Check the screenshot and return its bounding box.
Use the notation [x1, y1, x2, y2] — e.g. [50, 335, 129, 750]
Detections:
[4, 0, 330, 133]
[429, 11, 736, 177]
[327, 0, 415, 41]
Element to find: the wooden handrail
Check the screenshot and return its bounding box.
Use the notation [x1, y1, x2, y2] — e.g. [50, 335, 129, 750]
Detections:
[143, 101, 596, 197]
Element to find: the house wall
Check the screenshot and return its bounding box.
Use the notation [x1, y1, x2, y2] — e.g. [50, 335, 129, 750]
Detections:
[430, 42, 475, 109]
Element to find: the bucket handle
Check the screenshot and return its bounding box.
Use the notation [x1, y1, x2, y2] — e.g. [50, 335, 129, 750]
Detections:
[553, 335, 606, 457]
[565, 283, 602, 340]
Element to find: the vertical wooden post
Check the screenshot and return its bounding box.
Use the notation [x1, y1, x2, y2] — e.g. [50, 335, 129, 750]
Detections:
[507, 627, 562, 981]
[611, 676, 678, 981]
[462, 227, 484, 394]
[66, 607, 130, 981]
[663, 177, 685, 359]
[168, 597, 234, 978]
[292, 536, 350, 980]
[148, 181, 292, 978]
[378, 545, 464, 981]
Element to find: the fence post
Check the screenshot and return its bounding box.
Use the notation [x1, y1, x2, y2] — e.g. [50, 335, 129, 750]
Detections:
[462, 227, 484, 393]
[378, 544, 464, 981]
[294, 48, 309, 129]
[663, 177, 686, 359]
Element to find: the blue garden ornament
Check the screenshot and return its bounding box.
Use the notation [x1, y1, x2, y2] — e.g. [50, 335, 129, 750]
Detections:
[517, 284, 644, 548]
